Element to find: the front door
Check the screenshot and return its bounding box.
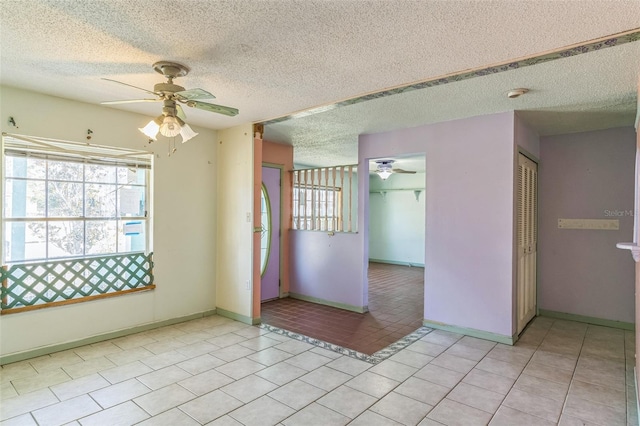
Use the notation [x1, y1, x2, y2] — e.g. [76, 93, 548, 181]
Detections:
[261, 166, 281, 301]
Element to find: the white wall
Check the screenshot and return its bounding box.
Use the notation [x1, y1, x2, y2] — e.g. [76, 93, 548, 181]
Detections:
[368, 172, 425, 265]
[0, 86, 218, 357]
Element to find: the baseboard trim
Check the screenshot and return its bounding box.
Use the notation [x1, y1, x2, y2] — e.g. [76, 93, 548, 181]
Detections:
[538, 309, 635, 331]
[289, 292, 368, 313]
[215, 307, 260, 325]
[369, 259, 425, 268]
[633, 367, 640, 419]
[422, 319, 515, 345]
[0, 309, 217, 365]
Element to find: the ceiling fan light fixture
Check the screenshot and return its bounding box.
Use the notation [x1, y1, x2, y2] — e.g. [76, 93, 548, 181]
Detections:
[160, 116, 182, 137]
[377, 170, 392, 180]
[180, 123, 198, 143]
[139, 118, 161, 140]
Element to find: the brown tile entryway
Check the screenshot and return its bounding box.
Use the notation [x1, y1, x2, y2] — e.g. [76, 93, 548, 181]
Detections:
[261, 262, 424, 354]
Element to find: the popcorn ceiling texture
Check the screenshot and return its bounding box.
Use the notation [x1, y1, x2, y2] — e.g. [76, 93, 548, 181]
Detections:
[0, 1, 639, 166]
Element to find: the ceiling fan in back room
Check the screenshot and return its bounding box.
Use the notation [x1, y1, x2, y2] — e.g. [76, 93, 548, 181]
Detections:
[374, 160, 416, 180]
[102, 61, 239, 148]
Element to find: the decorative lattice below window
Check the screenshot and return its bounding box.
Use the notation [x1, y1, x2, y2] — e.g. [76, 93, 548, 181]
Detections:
[1, 252, 154, 313]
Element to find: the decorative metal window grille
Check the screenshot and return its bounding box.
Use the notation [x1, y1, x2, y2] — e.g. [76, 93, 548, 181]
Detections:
[292, 165, 357, 232]
[1, 252, 154, 313]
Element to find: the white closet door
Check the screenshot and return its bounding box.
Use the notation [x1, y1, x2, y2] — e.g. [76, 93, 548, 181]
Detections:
[517, 153, 538, 334]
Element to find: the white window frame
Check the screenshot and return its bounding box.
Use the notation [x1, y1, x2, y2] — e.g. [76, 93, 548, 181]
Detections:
[1, 133, 153, 264]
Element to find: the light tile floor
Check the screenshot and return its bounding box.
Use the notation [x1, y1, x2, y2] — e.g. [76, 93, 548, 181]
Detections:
[0, 315, 637, 425]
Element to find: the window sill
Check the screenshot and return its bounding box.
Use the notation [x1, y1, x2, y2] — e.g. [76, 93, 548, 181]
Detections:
[0, 285, 155, 315]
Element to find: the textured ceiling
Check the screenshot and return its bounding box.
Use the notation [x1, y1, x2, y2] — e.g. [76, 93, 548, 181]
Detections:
[269, 38, 640, 167]
[1, 1, 639, 167]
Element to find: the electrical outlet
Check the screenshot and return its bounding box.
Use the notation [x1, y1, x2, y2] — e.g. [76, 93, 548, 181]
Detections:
[245, 280, 250, 290]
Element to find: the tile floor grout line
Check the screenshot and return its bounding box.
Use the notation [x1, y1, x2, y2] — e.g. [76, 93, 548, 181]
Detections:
[3, 314, 629, 420]
[559, 320, 588, 423]
[426, 334, 506, 423]
[483, 318, 551, 424]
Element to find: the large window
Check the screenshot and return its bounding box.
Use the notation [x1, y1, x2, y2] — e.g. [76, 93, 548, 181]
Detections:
[1, 135, 154, 313]
[3, 139, 149, 263]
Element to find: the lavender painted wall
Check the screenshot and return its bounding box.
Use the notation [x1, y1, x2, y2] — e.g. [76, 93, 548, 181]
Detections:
[538, 127, 635, 323]
[515, 113, 540, 159]
[360, 112, 517, 337]
[289, 231, 364, 309]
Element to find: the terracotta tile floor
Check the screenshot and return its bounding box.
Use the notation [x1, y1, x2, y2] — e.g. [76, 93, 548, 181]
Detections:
[261, 262, 424, 355]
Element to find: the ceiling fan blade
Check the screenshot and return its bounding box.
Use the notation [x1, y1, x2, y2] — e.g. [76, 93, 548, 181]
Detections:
[101, 99, 160, 105]
[176, 104, 187, 121]
[175, 88, 215, 100]
[393, 168, 416, 174]
[186, 100, 239, 117]
[102, 78, 159, 96]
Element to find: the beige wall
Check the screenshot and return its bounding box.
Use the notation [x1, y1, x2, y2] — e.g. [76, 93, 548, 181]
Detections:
[215, 124, 255, 322]
[0, 86, 218, 357]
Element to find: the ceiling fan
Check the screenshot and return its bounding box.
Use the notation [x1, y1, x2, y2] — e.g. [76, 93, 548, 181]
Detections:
[101, 61, 239, 144]
[374, 160, 416, 180]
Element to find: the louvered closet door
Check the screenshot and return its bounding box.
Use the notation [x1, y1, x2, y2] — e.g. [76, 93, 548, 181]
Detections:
[517, 153, 538, 334]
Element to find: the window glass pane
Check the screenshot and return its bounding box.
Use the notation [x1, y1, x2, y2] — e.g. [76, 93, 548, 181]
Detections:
[4, 221, 47, 262]
[86, 184, 117, 217]
[4, 179, 46, 218]
[86, 164, 116, 183]
[48, 221, 84, 258]
[119, 187, 145, 217]
[48, 160, 83, 181]
[4, 143, 152, 266]
[118, 220, 146, 253]
[48, 182, 83, 217]
[260, 186, 271, 276]
[117, 167, 146, 185]
[86, 221, 117, 255]
[5, 156, 46, 179]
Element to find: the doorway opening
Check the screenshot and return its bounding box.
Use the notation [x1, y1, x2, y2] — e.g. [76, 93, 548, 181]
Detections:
[366, 154, 426, 341]
[259, 154, 427, 356]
